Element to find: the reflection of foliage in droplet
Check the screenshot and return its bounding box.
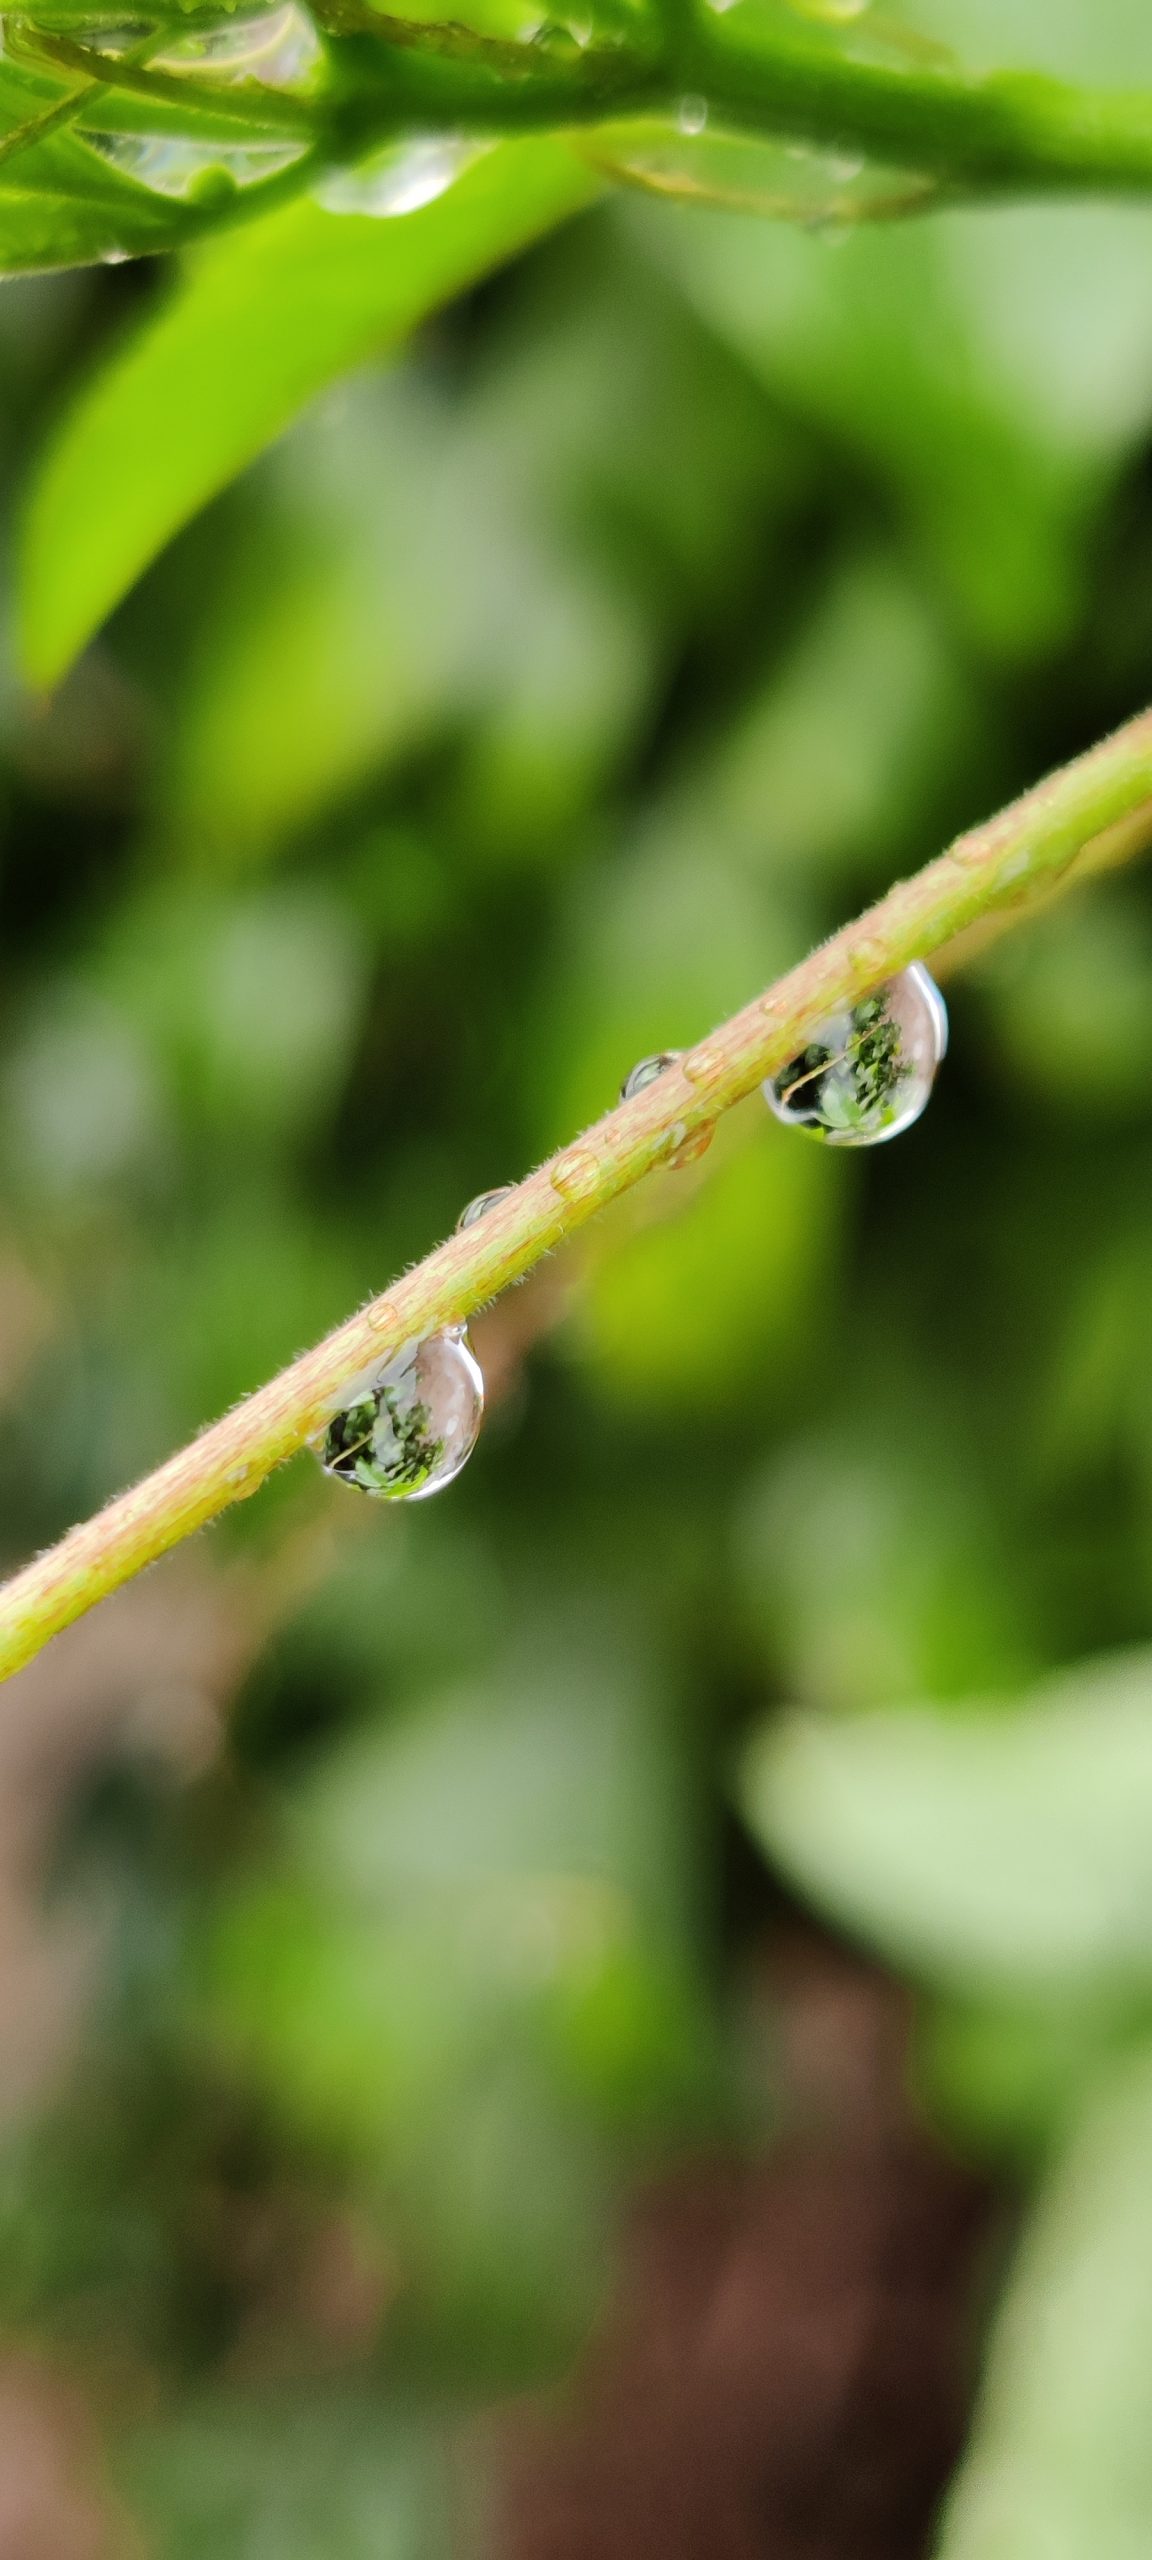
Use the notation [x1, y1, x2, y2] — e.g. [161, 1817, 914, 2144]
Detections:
[323, 1382, 445, 1495]
[846, 992, 904, 1122]
[773, 991, 907, 1136]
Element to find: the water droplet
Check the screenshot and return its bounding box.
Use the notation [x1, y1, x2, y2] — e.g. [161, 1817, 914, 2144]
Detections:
[763, 963, 947, 1147]
[663, 1120, 715, 1170]
[88, 130, 306, 198]
[365, 1295, 400, 1338]
[316, 1332, 483, 1501]
[619, 1050, 681, 1103]
[578, 121, 935, 221]
[682, 1039, 728, 1092]
[315, 136, 487, 218]
[551, 1145, 601, 1202]
[98, 245, 130, 264]
[153, 3, 320, 86]
[678, 93, 708, 136]
[457, 1185, 515, 1230]
[530, 17, 582, 52]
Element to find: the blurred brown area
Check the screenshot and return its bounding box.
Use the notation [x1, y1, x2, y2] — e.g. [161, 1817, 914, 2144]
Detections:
[500, 1937, 986, 2560]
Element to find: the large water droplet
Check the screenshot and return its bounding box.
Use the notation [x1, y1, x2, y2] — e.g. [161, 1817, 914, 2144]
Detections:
[153, 3, 320, 86]
[317, 1331, 483, 1500]
[315, 136, 487, 218]
[763, 963, 947, 1146]
[87, 129, 306, 198]
[579, 121, 935, 221]
[457, 1185, 514, 1230]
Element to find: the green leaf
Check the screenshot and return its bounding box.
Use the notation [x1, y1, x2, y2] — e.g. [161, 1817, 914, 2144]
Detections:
[739, 1649, 1152, 1997]
[17, 139, 601, 690]
[119, 2390, 458, 2560]
[938, 2045, 1152, 2560]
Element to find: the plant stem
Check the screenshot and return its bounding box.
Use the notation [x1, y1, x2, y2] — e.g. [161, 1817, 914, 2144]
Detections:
[1, 709, 1151, 1682]
[12, 4, 1152, 206]
[313, 9, 1152, 196]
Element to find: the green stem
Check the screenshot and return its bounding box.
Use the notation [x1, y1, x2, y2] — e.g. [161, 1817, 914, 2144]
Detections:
[685, 19, 1152, 194]
[10, 2, 1152, 203]
[313, 7, 1152, 195]
[2, 709, 1152, 1682]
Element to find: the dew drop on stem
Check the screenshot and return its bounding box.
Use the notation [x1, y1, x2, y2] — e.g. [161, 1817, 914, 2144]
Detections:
[316, 1333, 484, 1501]
[88, 130, 307, 198]
[763, 963, 947, 1146]
[457, 1186, 515, 1230]
[315, 138, 487, 218]
[619, 1050, 681, 1102]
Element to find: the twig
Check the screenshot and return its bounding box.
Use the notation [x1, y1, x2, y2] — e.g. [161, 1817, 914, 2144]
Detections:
[1, 706, 1151, 1682]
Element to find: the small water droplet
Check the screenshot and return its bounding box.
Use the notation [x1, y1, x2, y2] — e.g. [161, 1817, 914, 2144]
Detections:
[457, 1185, 515, 1230]
[664, 1121, 715, 1170]
[315, 136, 487, 218]
[365, 1295, 401, 1336]
[88, 130, 306, 198]
[763, 963, 947, 1146]
[316, 1331, 483, 1501]
[551, 1145, 601, 1202]
[678, 93, 708, 136]
[619, 1050, 682, 1103]
[682, 1039, 727, 1092]
[531, 18, 581, 52]
[98, 245, 130, 264]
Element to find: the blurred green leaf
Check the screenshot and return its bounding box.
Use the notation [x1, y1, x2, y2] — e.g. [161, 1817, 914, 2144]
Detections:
[120, 2391, 461, 2560]
[647, 193, 1152, 655]
[17, 139, 600, 689]
[938, 2046, 1152, 2560]
[740, 1649, 1152, 1996]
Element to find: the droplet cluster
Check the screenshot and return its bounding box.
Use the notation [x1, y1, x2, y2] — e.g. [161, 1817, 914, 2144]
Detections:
[318, 963, 947, 1503]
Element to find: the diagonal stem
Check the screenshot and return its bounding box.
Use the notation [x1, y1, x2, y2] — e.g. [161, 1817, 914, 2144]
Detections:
[0, 707, 1151, 1683]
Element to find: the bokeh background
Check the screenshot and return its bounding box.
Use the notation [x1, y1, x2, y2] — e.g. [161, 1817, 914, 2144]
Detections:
[5, 1, 1152, 2549]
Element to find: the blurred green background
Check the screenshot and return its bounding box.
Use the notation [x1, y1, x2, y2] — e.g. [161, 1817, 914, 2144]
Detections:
[7, 2, 1152, 2551]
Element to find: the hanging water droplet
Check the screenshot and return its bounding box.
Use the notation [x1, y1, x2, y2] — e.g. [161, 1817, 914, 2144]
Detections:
[316, 1331, 483, 1501]
[152, 2, 321, 86]
[315, 136, 488, 218]
[530, 18, 582, 53]
[457, 1185, 515, 1230]
[578, 120, 935, 221]
[677, 93, 708, 136]
[619, 1050, 681, 1103]
[87, 130, 307, 199]
[663, 1119, 714, 1169]
[763, 963, 947, 1147]
[618, 1052, 714, 1166]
